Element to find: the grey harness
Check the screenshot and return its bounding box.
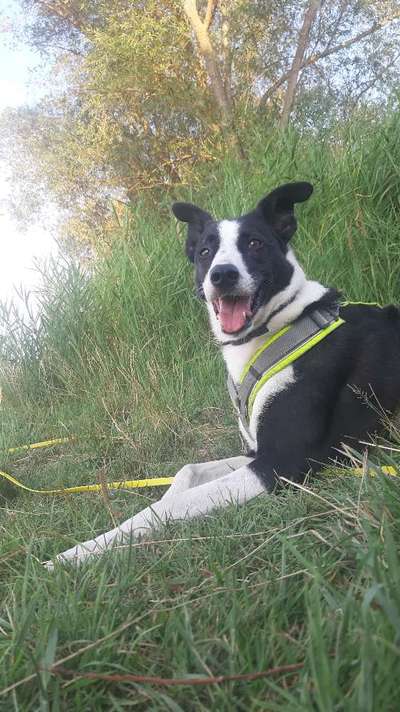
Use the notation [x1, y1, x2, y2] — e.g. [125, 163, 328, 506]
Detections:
[227, 306, 343, 440]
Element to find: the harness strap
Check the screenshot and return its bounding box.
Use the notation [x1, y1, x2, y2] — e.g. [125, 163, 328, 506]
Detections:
[227, 306, 345, 439]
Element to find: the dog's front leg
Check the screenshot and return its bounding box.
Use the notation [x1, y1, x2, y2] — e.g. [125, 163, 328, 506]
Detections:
[45, 460, 265, 569]
[160, 455, 252, 500]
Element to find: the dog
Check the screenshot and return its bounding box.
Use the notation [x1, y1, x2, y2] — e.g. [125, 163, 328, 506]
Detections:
[46, 181, 400, 568]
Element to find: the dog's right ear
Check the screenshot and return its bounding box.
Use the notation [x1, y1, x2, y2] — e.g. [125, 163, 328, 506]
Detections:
[172, 202, 213, 263]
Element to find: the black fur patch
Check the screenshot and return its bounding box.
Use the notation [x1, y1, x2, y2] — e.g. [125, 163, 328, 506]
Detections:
[251, 299, 400, 489]
[172, 182, 313, 312]
[173, 184, 400, 487]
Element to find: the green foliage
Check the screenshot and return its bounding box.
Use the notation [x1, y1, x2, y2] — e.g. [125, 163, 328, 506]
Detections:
[1, 120, 400, 706]
[3, 112, 400, 427]
[2, 0, 400, 246]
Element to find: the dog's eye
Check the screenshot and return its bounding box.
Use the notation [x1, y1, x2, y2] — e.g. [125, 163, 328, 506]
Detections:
[248, 238, 262, 250]
[199, 247, 210, 257]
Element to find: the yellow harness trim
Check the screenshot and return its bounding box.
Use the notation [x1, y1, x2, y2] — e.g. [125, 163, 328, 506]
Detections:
[341, 300, 382, 308]
[239, 325, 291, 382]
[246, 317, 345, 416]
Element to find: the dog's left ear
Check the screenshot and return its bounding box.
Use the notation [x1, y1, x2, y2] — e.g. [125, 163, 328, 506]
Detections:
[257, 182, 313, 242]
[172, 202, 213, 262]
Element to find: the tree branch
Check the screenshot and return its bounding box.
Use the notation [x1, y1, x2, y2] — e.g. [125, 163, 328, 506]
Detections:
[35, 0, 85, 32]
[46, 660, 305, 687]
[352, 47, 400, 104]
[279, 0, 321, 128]
[204, 0, 218, 30]
[183, 0, 231, 117]
[323, 0, 350, 53]
[259, 12, 400, 109]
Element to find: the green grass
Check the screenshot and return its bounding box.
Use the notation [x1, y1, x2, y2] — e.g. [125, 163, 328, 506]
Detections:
[1, 115, 400, 709]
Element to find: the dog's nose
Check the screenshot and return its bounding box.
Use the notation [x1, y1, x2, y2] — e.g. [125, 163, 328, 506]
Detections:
[210, 264, 239, 290]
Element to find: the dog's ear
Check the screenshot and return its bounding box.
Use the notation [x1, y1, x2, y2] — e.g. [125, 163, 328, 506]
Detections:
[172, 202, 213, 263]
[256, 182, 313, 242]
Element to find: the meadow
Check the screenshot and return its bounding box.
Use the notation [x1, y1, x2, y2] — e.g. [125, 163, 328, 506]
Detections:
[1, 118, 400, 709]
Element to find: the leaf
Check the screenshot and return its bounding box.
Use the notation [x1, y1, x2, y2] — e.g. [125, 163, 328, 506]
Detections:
[38, 626, 58, 712]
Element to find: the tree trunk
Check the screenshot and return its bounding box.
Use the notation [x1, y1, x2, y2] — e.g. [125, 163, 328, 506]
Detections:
[183, 0, 232, 119]
[183, 0, 246, 157]
[279, 0, 321, 129]
[259, 7, 400, 112]
[220, 0, 232, 105]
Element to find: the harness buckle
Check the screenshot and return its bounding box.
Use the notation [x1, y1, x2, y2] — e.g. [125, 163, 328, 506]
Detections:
[309, 307, 338, 329]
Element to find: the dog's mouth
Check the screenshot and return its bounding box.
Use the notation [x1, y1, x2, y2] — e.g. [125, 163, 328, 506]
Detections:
[212, 291, 261, 334]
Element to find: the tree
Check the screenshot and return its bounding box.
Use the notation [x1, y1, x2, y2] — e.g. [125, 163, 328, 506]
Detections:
[2, 1, 221, 247]
[279, 0, 321, 129]
[2, 0, 400, 248]
[183, 1, 231, 118]
[259, 1, 400, 123]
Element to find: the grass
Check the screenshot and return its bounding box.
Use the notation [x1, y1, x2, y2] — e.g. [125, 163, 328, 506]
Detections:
[1, 115, 400, 708]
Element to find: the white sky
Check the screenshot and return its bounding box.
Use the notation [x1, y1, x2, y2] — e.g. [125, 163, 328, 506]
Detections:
[0, 1, 58, 305]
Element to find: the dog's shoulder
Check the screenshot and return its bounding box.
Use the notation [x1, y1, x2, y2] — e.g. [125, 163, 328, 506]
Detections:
[337, 302, 400, 354]
[293, 298, 400, 390]
[340, 301, 400, 326]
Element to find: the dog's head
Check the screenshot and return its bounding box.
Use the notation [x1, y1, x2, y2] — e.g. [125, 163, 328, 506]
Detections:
[172, 182, 313, 341]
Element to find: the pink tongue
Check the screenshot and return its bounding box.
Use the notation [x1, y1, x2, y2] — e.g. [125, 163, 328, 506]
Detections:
[218, 297, 251, 334]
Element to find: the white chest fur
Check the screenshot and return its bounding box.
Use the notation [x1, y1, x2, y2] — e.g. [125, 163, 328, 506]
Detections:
[220, 274, 328, 451]
[222, 338, 296, 450]
[225, 341, 295, 450]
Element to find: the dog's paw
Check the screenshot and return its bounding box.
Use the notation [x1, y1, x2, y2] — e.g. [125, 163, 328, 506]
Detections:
[43, 542, 98, 570]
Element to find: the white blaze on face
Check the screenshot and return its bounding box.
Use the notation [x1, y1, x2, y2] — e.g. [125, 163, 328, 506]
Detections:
[202, 219, 256, 336]
[202, 220, 255, 302]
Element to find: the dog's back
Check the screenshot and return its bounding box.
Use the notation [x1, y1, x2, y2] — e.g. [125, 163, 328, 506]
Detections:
[253, 300, 400, 483]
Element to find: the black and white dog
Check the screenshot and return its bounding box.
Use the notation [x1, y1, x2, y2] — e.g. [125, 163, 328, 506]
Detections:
[47, 182, 400, 568]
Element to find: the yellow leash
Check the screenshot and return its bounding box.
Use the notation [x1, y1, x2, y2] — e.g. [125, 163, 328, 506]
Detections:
[353, 466, 397, 477]
[0, 470, 175, 494]
[0, 436, 397, 497]
[1, 436, 174, 494]
[6, 437, 72, 455]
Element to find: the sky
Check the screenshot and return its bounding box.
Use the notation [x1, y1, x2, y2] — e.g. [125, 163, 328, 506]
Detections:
[0, 0, 58, 306]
